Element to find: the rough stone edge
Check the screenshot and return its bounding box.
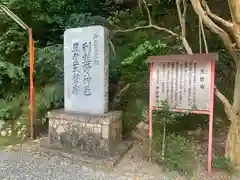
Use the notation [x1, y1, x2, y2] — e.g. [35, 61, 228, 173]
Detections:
[47, 109, 122, 124]
[104, 27, 109, 113]
[39, 137, 133, 168]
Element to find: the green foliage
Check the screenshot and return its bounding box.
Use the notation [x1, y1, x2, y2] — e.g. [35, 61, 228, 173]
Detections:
[153, 100, 189, 125]
[34, 83, 64, 120]
[117, 38, 182, 136]
[212, 156, 234, 173]
[0, 100, 11, 119]
[0, 59, 24, 95]
[122, 40, 176, 65]
[0, 61, 23, 79]
[0, 93, 26, 120]
[152, 133, 196, 175]
[0, 27, 26, 59]
[122, 98, 146, 137]
[151, 102, 196, 175]
[22, 44, 64, 85]
[164, 134, 195, 174]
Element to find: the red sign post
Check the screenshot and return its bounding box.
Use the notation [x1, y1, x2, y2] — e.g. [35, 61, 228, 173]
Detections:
[148, 53, 217, 173]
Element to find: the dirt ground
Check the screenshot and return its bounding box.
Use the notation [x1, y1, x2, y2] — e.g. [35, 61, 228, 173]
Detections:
[4, 135, 237, 180]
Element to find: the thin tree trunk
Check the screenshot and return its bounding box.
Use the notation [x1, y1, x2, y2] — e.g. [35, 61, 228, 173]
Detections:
[233, 61, 240, 109]
[225, 116, 240, 165]
[226, 61, 240, 165]
[161, 123, 166, 160]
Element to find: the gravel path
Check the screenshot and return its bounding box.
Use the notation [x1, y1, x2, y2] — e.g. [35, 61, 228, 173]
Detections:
[0, 150, 135, 180]
[0, 140, 232, 180]
[0, 150, 134, 180]
[0, 142, 176, 180]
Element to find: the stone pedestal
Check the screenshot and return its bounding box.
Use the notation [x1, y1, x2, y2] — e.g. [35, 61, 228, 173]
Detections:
[40, 26, 132, 167]
[47, 109, 123, 157]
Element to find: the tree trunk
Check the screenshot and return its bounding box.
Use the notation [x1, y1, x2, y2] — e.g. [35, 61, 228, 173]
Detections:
[225, 0, 240, 166]
[226, 115, 240, 165]
[226, 61, 240, 165]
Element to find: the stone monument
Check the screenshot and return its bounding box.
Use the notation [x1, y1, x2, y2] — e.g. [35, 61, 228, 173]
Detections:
[43, 26, 131, 163]
[63, 26, 108, 114]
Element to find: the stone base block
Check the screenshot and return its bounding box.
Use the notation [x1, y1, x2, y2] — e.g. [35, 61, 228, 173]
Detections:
[47, 109, 123, 157]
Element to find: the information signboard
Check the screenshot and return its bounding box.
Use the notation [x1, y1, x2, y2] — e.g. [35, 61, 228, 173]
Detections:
[148, 53, 217, 172]
[152, 59, 212, 111]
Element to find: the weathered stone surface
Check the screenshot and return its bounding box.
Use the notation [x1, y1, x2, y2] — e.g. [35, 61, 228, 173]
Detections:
[64, 26, 109, 115]
[40, 137, 133, 168]
[47, 109, 122, 157]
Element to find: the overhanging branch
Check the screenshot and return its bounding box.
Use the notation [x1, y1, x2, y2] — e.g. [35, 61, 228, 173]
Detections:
[114, 0, 193, 54]
[176, 0, 193, 54]
[201, 0, 233, 30]
[114, 24, 178, 37]
[142, 0, 152, 25]
[215, 86, 232, 118]
[201, 0, 240, 48]
[189, 0, 235, 61]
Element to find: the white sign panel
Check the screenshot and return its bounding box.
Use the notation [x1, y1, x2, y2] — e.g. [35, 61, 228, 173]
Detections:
[64, 26, 109, 115]
[151, 59, 212, 111]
